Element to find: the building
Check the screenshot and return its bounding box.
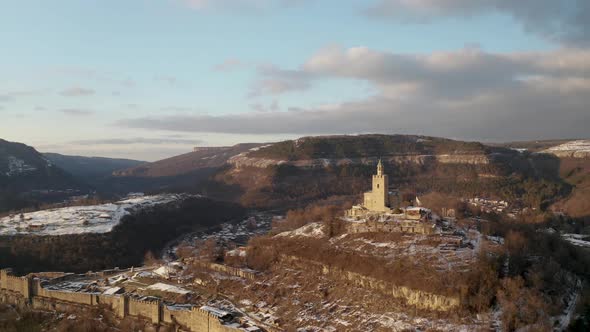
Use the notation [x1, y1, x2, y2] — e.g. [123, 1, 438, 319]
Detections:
[344, 160, 436, 235]
[346, 160, 400, 217]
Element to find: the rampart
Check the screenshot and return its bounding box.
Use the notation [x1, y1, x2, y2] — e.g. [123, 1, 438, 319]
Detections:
[0, 269, 244, 331]
[190, 260, 258, 280]
[346, 219, 436, 235]
[280, 255, 460, 312]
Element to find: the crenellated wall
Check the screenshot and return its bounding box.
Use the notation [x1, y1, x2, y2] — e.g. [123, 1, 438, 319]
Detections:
[0, 269, 244, 331]
[0, 269, 32, 298]
[128, 297, 160, 323]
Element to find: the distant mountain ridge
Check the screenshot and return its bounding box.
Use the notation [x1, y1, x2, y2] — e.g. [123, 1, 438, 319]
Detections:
[112, 143, 263, 177]
[0, 139, 81, 190]
[44, 153, 145, 178]
[246, 135, 490, 160]
[0, 139, 86, 213]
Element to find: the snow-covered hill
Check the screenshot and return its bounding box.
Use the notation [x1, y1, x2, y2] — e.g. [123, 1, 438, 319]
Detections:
[0, 194, 187, 236]
[544, 140, 590, 158]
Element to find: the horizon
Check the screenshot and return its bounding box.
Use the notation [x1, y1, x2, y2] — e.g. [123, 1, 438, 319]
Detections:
[1, 0, 589, 161]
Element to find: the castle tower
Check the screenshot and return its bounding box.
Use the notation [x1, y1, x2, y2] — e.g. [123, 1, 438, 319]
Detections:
[363, 159, 390, 212]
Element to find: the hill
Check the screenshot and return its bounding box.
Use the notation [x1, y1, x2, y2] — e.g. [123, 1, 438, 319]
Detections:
[213, 135, 569, 211]
[246, 134, 488, 160]
[113, 143, 262, 177]
[0, 139, 86, 213]
[43, 153, 145, 179]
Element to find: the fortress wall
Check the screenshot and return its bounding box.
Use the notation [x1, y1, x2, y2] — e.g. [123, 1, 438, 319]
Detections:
[31, 295, 95, 314]
[281, 255, 459, 311]
[36, 287, 95, 306]
[96, 294, 126, 318]
[190, 308, 213, 332]
[128, 298, 160, 323]
[192, 261, 257, 280]
[0, 270, 31, 297]
[162, 306, 194, 329]
[347, 221, 434, 235]
[0, 288, 29, 308]
[0, 269, 242, 332]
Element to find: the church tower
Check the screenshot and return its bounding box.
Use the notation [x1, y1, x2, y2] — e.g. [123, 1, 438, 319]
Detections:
[363, 159, 390, 212]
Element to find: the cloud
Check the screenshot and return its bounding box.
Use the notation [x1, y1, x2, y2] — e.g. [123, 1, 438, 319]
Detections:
[117, 45, 590, 141]
[160, 106, 196, 112]
[60, 108, 94, 116]
[364, 0, 590, 46]
[250, 100, 280, 112]
[213, 58, 245, 71]
[59, 87, 95, 97]
[249, 64, 313, 96]
[70, 137, 202, 145]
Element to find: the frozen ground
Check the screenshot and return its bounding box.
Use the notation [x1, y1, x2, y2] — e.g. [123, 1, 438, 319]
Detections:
[562, 233, 590, 248]
[544, 140, 590, 157]
[546, 140, 590, 153]
[275, 222, 325, 238]
[0, 194, 187, 236]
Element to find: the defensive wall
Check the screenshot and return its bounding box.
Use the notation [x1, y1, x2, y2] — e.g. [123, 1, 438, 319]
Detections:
[280, 255, 460, 312]
[190, 260, 258, 280]
[0, 269, 242, 332]
[346, 219, 436, 235]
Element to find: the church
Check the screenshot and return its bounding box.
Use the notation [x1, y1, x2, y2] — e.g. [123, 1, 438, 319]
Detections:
[346, 159, 400, 217]
[344, 160, 436, 235]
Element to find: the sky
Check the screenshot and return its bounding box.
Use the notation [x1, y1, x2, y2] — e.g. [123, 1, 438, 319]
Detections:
[1, 0, 589, 161]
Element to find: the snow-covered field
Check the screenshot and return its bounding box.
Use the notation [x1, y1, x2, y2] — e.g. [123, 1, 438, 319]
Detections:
[0, 194, 186, 236]
[562, 233, 590, 248]
[544, 140, 590, 158]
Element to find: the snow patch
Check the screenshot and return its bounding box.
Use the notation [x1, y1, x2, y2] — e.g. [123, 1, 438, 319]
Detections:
[0, 194, 187, 236]
[146, 282, 191, 295]
[275, 222, 325, 238]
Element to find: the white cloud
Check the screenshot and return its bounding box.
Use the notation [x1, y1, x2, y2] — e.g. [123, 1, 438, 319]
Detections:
[118, 45, 590, 141]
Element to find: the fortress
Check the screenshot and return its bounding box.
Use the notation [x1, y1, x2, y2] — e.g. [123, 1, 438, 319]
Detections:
[0, 268, 259, 332]
[345, 160, 436, 235]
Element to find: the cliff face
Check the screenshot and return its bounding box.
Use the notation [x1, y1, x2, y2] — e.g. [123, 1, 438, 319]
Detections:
[228, 153, 491, 169]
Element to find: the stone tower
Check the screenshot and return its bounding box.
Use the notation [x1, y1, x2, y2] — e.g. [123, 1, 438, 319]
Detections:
[363, 159, 390, 212]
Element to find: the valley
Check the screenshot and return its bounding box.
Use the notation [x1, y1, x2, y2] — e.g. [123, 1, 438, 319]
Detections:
[1, 134, 590, 331]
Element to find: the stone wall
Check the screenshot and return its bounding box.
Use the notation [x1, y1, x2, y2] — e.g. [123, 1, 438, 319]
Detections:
[0, 269, 242, 332]
[128, 298, 160, 323]
[191, 260, 258, 280]
[281, 255, 460, 311]
[347, 219, 436, 235]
